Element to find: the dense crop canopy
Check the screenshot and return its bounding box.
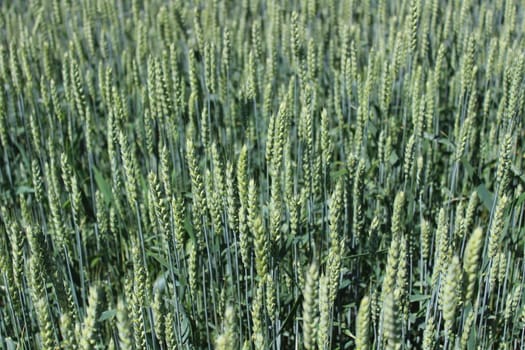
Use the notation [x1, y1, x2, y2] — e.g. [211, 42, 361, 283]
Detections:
[0, 0, 524, 349]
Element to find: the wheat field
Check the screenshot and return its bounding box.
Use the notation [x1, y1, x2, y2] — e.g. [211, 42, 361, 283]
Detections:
[0, 0, 524, 349]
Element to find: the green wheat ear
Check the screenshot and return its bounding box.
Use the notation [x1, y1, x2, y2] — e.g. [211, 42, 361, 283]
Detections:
[265, 273, 276, 320]
[252, 206, 269, 279]
[317, 274, 330, 349]
[251, 282, 266, 350]
[303, 262, 319, 350]
[443, 256, 461, 338]
[382, 292, 398, 350]
[80, 285, 101, 350]
[463, 227, 484, 301]
[328, 178, 343, 305]
[216, 305, 238, 349]
[152, 288, 166, 344]
[60, 311, 77, 349]
[488, 194, 508, 259]
[117, 297, 133, 350]
[34, 294, 56, 350]
[356, 295, 370, 350]
[391, 191, 406, 240]
[422, 316, 436, 350]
